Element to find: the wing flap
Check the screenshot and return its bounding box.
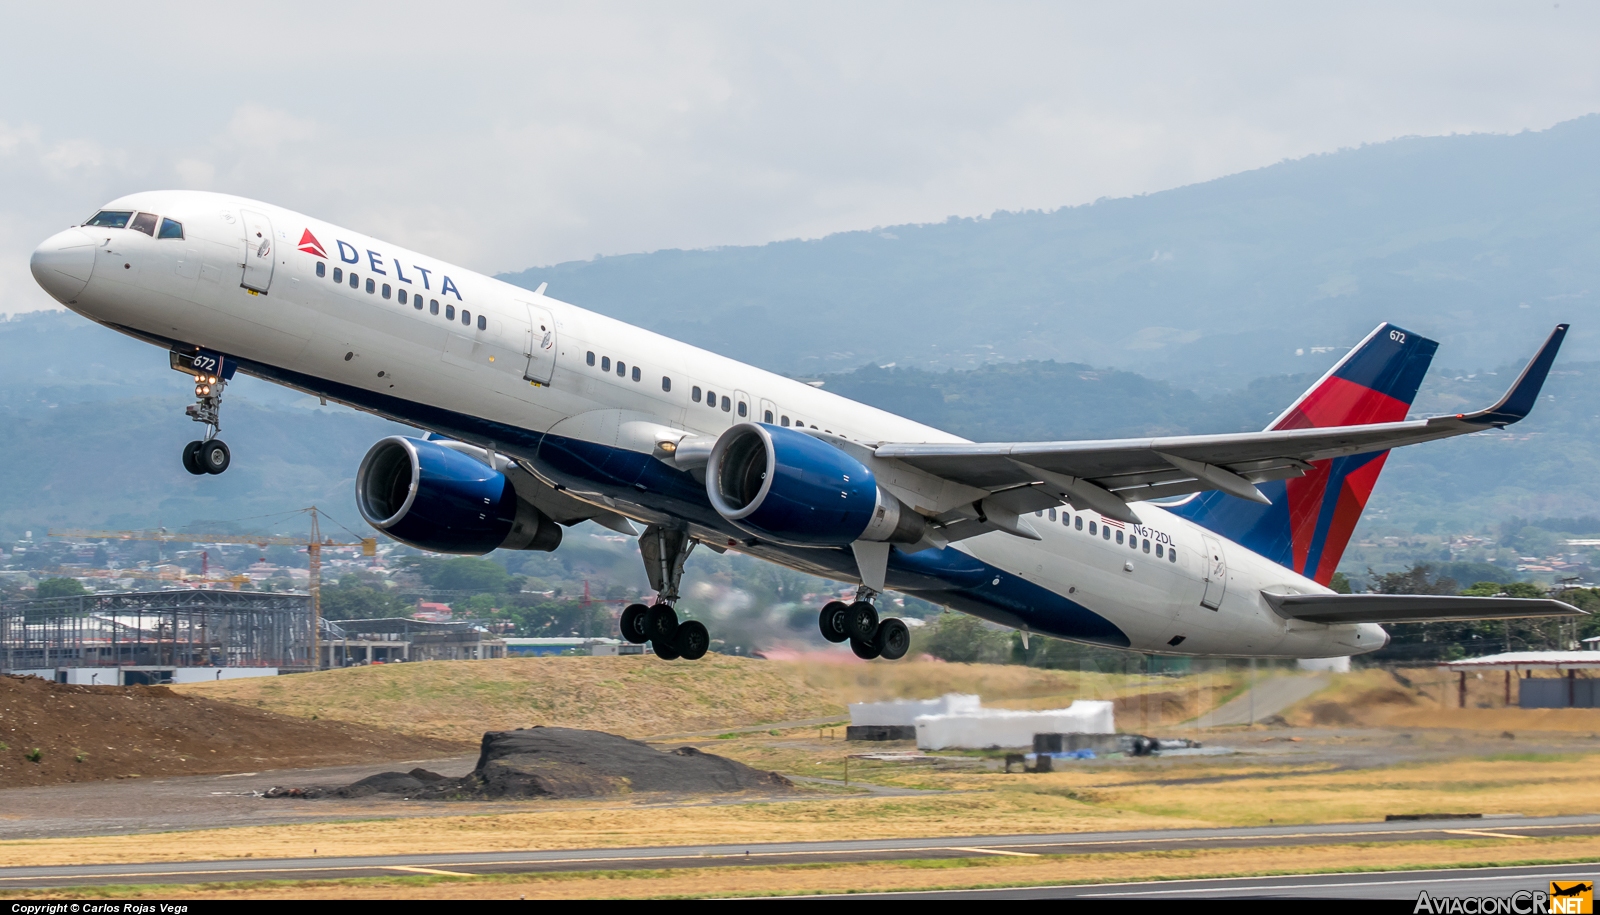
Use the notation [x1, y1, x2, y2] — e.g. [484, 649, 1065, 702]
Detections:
[1261, 592, 1586, 625]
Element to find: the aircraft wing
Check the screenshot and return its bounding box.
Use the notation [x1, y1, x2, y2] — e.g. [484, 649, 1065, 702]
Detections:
[874, 325, 1567, 526]
[1260, 592, 1586, 625]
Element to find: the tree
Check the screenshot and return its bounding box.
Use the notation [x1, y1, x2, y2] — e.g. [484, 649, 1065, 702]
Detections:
[917, 613, 1011, 664]
[406, 557, 513, 593]
[35, 577, 89, 598]
[320, 575, 410, 620]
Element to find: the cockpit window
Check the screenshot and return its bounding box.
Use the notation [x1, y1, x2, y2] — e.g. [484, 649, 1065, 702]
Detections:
[128, 212, 159, 236]
[158, 218, 184, 240]
[84, 210, 133, 228]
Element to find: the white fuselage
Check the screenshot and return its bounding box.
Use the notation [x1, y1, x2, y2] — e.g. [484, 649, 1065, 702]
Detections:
[31, 190, 1386, 659]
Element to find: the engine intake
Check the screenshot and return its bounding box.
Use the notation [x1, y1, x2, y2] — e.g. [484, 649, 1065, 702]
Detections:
[706, 423, 924, 547]
[357, 436, 561, 554]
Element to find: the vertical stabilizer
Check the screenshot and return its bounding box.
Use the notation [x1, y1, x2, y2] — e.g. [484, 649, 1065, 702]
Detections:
[1167, 323, 1437, 585]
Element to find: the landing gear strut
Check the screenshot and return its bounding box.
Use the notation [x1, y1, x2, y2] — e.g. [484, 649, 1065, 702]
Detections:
[173, 349, 232, 475]
[820, 586, 910, 661]
[621, 525, 710, 661]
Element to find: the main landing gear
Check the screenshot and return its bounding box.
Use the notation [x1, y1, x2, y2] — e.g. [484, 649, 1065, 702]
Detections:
[178, 354, 230, 475]
[620, 526, 710, 661]
[819, 588, 910, 661]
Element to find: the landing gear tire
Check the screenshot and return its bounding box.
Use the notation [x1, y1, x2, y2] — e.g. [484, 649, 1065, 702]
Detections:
[850, 635, 882, 660]
[844, 600, 879, 642]
[198, 439, 231, 474]
[182, 441, 205, 475]
[644, 603, 679, 643]
[819, 601, 850, 643]
[651, 637, 681, 661]
[674, 620, 710, 661]
[619, 603, 651, 644]
[875, 618, 910, 661]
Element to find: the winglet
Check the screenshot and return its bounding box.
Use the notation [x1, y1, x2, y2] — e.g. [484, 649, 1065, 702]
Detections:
[1465, 324, 1568, 426]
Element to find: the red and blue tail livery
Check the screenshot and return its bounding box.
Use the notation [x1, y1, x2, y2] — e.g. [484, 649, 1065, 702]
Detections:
[1169, 323, 1437, 585]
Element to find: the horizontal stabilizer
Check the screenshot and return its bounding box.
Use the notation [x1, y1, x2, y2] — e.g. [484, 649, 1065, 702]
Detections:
[1261, 591, 1585, 625]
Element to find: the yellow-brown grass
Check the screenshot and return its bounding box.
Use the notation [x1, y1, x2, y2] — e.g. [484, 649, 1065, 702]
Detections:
[1279, 667, 1600, 733]
[176, 656, 1237, 742]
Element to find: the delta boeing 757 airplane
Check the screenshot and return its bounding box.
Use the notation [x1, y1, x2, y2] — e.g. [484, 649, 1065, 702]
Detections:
[29, 191, 1584, 662]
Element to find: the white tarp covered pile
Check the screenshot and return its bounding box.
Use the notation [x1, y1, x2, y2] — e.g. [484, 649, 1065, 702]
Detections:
[914, 700, 1116, 750]
[848, 693, 981, 727]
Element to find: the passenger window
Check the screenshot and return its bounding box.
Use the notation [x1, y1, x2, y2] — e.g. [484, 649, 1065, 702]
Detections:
[662, 377, 672, 392]
[737, 401, 747, 416]
[1089, 521, 1097, 536]
[1048, 508, 1056, 521]
[477, 315, 486, 331]
[1142, 538, 1150, 553]
[810, 424, 817, 429]
[1156, 544, 1164, 558]
[632, 366, 641, 382]
[764, 410, 773, 423]
[587, 352, 596, 366]
[1103, 526, 1111, 540]
[1075, 516, 1082, 530]
[430, 299, 439, 315]
[706, 389, 716, 406]
[158, 218, 184, 240]
[1169, 548, 1178, 563]
[333, 267, 342, 283]
[398, 289, 407, 304]
[445, 304, 455, 320]
[129, 212, 158, 236]
[84, 210, 133, 228]
[721, 396, 731, 412]
[462, 309, 470, 325]
[602, 356, 611, 372]
[1035, 511, 1043, 518]
[366, 278, 376, 294]
[316, 262, 326, 278]
[616, 361, 626, 377]
[382, 283, 392, 299]
[781, 416, 790, 426]
[692, 386, 701, 403]
[350, 272, 359, 289]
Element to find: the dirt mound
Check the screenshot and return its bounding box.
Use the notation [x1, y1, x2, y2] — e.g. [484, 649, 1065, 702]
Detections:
[269, 727, 794, 800]
[0, 674, 465, 788]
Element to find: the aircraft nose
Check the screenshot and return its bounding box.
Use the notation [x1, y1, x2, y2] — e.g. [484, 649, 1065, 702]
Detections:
[30, 227, 97, 304]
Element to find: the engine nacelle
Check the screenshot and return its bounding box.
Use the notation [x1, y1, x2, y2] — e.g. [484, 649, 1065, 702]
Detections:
[706, 423, 924, 547]
[356, 436, 561, 555]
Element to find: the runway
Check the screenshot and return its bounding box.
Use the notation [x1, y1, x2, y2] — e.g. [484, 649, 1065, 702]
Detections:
[3, 814, 1599, 890]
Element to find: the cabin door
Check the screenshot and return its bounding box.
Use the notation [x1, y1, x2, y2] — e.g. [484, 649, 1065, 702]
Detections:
[1200, 534, 1228, 610]
[239, 209, 275, 293]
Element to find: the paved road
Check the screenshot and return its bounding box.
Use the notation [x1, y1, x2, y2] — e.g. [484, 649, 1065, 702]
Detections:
[1192, 673, 1332, 727]
[812, 862, 1600, 900]
[3, 814, 1598, 890]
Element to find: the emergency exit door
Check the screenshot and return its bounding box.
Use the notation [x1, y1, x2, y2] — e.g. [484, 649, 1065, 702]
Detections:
[523, 302, 557, 385]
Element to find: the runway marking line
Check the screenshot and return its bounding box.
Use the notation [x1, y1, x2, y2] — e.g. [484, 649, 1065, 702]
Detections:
[948, 847, 1042, 857]
[1444, 829, 1533, 840]
[384, 865, 478, 877]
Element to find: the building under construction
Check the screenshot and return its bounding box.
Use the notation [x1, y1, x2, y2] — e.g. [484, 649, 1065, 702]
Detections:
[0, 589, 312, 684]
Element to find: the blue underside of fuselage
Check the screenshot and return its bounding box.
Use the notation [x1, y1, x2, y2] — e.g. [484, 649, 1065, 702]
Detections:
[210, 346, 1130, 648]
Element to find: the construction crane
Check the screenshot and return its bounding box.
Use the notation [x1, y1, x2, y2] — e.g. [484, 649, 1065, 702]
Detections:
[49, 507, 376, 670]
[39, 565, 254, 589]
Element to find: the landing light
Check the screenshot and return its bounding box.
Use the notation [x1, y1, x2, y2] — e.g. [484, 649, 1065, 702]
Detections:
[658, 440, 678, 454]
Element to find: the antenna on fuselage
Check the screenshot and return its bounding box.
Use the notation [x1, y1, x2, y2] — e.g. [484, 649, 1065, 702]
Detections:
[533, 282, 548, 296]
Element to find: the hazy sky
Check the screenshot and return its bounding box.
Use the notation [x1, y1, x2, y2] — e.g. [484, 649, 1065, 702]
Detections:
[4, 1, 1599, 314]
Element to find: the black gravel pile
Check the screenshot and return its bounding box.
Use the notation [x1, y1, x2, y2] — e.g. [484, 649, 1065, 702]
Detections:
[265, 727, 792, 800]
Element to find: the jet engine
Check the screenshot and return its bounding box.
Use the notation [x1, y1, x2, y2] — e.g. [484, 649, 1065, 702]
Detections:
[705, 423, 924, 547]
[356, 436, 562, 554]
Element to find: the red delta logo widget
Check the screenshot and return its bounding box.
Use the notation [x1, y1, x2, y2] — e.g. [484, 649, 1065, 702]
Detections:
[298, 230, 327, 258]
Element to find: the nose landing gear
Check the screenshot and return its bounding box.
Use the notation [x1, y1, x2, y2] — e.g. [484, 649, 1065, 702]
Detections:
[172, 349, 234, 475]
[819, 587, 910, 661]
[620, 526, 711, 661]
